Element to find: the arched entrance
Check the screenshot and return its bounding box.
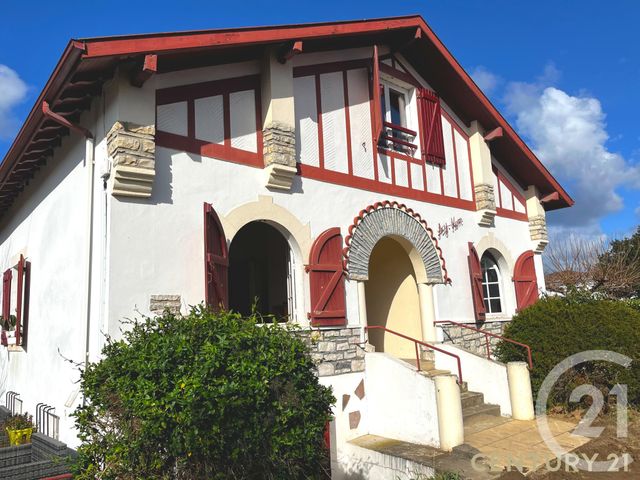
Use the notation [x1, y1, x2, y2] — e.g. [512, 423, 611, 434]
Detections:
[365, 237, 422, 357]
[228, 221, 292, 321]
[344, 201, 450, 353]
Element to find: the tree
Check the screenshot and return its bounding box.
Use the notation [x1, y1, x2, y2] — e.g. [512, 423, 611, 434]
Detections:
[72, 306, 335, 480]
[544, 231, 640, 298]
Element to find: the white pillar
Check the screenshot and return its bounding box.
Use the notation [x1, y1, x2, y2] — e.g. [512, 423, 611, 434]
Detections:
[357, 281, 368, 343]
[418, 283, 437, 343]
[434, 374, 464, 451]
[507, 361, 535, 420]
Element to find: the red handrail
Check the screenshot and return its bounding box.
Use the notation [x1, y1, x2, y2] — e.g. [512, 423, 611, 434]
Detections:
[383, 121, 417, 137]
[365, 325, 463, 383]
[434, 320, 533, 370]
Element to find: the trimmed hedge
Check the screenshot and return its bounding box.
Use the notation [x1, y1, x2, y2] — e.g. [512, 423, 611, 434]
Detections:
[495, 294, 640, 409]
[72, 306, 335, 480]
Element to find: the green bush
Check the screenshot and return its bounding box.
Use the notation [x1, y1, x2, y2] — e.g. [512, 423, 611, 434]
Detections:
[495, 294, 640, 409]
[72, 306, 335, 480]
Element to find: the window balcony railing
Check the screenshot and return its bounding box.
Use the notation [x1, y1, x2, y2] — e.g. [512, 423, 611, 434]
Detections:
[380, 122, 418, 156]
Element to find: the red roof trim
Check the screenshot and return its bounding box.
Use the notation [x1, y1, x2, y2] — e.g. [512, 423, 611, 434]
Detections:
[0, 41, 85, 189]
[0, 15, 572, 215]
[82, 17, 423, 58]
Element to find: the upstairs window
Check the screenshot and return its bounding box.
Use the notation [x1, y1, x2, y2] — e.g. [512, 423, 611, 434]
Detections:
[379, 84, 418, 157]
[372, 47, 445, 166]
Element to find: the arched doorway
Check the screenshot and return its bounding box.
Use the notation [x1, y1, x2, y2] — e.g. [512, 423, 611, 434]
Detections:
[228, 221, 292, 321]
[365, 237, 423, 358]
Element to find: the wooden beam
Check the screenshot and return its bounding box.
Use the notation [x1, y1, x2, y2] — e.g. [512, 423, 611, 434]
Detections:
[277, 41, 303, 63]
[131, 54, 158, 87]
[540, 191, 560, 203]
[484, 126, 503, 142]
[395, 27, 423, 53]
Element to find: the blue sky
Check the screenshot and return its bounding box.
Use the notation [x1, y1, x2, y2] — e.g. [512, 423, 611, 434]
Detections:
[1, 1, 638, 236]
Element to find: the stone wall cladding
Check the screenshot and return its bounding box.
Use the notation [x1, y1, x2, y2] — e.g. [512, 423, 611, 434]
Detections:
[107, 121, 156, 198]
[474, 183, 496, 211]
[263, 122, 296, 167]
[149, 294, 182, 315]
[298, 327, 366, 377]
[529, 215, 548, 239]
[440, 321, 506, 357]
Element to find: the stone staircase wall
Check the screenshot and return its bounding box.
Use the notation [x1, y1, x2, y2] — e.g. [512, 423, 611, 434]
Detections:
[0, 407, 75, 480]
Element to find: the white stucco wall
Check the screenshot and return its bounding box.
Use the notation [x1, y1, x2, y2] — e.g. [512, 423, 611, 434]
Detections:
[106, 148, 536, 331]
[0, 46, 547, 449]
[364, 353, 440, 447]
[0, 128, 97, 447]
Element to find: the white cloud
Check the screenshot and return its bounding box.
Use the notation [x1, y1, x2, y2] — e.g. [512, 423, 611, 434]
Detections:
[0, 65, 28, 139]
[502, 64, 638, 231]
[470, 66, 502, 94]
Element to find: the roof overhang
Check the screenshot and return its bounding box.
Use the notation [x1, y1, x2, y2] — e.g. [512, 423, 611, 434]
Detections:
[0, 15, 573, 214]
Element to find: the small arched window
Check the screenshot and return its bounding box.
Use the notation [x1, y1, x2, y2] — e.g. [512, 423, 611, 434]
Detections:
[481, 253, 503, 314]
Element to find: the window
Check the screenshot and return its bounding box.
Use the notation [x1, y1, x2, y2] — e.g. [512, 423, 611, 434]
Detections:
[1, 255, 30, 349]
[481, 253, 502, 314]
[379, 83, 417, 156]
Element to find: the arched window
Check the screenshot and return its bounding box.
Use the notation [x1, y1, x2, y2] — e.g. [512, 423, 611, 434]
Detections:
[481, 253, 503, 314]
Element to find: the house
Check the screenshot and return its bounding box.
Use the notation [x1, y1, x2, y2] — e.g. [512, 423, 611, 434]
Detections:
[0, 15, 572, 477]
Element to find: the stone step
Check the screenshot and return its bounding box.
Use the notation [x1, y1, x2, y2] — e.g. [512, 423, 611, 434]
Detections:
[460, 390, 485, 409]
[462, 402, 501, 419]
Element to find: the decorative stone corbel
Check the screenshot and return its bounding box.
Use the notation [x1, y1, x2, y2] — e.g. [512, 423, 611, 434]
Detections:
[263, 122, 297, 189]
[469, 121, 496, 226]
[107, 121, 156, 198]
[525, 186, 549, 252]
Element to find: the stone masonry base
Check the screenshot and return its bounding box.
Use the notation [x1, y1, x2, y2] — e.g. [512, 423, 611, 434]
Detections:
[297, 327, 366, 377]
[439, 321, 506, 357]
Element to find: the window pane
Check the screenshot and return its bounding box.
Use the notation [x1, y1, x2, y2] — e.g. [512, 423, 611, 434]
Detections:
[482, 284, 488, 298]
[389, 90, 403, 127]
[490, 299, 502, 313]
[488, 283, 500, 298]
[486, 267, 498, 283]
[483, 299, 490, 311]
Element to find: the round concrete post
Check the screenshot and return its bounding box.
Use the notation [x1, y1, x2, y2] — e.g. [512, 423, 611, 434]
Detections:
[434, 374, 464, 451]
[418, 283, 437, 343]
[507, 361, 535, 420]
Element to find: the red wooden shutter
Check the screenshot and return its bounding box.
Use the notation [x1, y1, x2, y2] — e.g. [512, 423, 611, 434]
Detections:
[15, 256, 23, 346]
[370, 45, 383, 145]
[467, 242, 486, 322]
[21, 259, 30, 349]
[307, 228, 346, 327]
[204, 203, 229, 311]
[513, 250, 539, 312]
[417, 88, 446, 165]
[2, 269, 11, 324]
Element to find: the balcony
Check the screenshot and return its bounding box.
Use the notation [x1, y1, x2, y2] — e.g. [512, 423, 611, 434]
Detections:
[379, 122, 418, 157]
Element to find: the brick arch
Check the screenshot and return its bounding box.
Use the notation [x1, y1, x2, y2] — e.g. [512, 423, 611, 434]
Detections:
[344, 201, 449, 284]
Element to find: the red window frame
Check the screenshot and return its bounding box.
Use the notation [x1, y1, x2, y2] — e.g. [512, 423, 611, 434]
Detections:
[156, 75, 263, 168]
[493, 164, 528, 221]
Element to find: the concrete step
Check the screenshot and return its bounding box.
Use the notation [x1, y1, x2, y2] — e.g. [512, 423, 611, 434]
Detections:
[462, 402, 501, 419]
[350, 434, 502, 479]
[460, 390, 485, 409]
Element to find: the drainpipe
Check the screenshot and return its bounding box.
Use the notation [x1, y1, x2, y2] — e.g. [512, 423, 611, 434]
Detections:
[42, 102, 95, 376]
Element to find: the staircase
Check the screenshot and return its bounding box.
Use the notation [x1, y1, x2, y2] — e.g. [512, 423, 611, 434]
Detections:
[402, 358, 502, 423]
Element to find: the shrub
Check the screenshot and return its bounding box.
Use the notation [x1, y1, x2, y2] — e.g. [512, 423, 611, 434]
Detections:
[72, 306, 335, 480]
[495, 294, 640, 410]
[5, 413, 33, 430]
